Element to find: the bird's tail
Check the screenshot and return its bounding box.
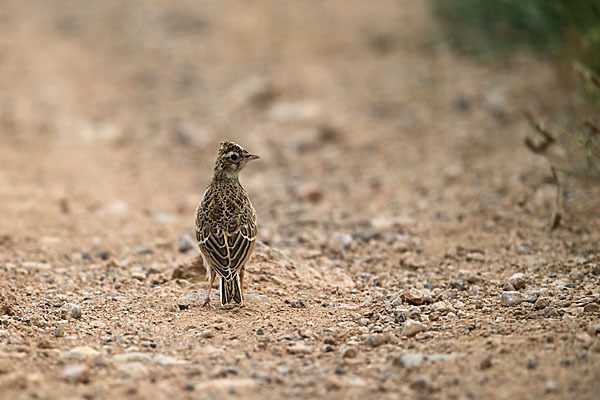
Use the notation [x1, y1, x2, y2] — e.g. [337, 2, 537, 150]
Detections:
[220, 274, 242, 305]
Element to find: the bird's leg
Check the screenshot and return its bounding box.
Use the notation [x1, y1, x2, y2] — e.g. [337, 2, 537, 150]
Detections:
[239, 269, 245, 302]
[203, 269, 216, 306]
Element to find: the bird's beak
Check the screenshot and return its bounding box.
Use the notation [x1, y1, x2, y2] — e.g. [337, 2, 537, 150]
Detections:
[246, 154, 260, 161]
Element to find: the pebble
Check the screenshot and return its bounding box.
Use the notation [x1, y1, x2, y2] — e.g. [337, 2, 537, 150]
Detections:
[534, 297, 550, 310]
[583, 303, 600, 313]
[131, 270, 146, 281]
[21, 262, 52, 272]
[404, 289, 425, 305]
[340, 346, 357, 358]
[410, 375, 430, 392]
[391, 352, 424, 368]
[450, 280, 466, 291]
[524, 292, 539, 303]
[61, 364, 89, 383]
[154, 354, 187, 366]
[63, 346, 100, 360]
[480, 355, 493, 370]
[329, 233, 353, 254]
[287, 343, 312, 355]
[500, 291, 522, 307]
[367, 334, 386, 347]
[245, 294, 270, 302]
[115, 362, 149, 378]
[277, 366, 291, 375]
[177, 234, 196, 253]
[135, 246, 153, 255]
[507, 273, 527, 290]
[112, 352, 152, 363]
[289, 296, 308, 308]
[69, 304, 82, 319]
[545, 380, 558, 393]
[201, 329, 214, 339]
[432, 301, 449, 314]
[402, 320, 423, 337]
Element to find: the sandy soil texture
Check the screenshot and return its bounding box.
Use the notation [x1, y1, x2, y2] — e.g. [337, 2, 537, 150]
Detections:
[0, 1, 599, 399]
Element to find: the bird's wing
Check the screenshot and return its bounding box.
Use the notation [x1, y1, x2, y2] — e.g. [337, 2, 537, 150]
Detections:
[196, 193, 257, 281]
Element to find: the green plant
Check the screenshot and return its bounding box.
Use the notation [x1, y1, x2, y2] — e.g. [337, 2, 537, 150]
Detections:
[432, 0, 600, 73]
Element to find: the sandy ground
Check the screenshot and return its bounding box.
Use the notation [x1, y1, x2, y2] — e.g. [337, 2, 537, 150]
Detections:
[0, 1, 599, 399]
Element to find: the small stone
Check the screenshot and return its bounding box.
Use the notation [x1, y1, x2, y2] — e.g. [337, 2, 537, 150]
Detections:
[112, 352, 152, 363]
[507, 273, 527, 290]
[256, 328, 265, 335]
[323, 336, 337, 345]
[334, 366, 345, 375]
[431, 302, 449, 314]
[154, 354, 187, 366]
[135, 246, 153, 255]
[131, 270, 146, 280]
[245, 294, 270, 302]
[526, 357, 538, 369]
[534, 297, 550, 310]
[69, 304, 82, 319]
[404, 289, 424, 305]
[63, 346, 100, 360]
[341, 346, 357, 358]
[277, 366, 290, 375]
[583, 303, 600, 313]
[450, 280, 466, 291]
[21, 261, 52, 272]
[201, 330, 214, 339]
[177, 234, 196, 253]
[466, 252, 484, 262]
[61, 364, 89, 383]
[502, 282, 515, 291]
[115, 362, 149, 378]
[500, 291, 522, 307]
[545, 380, 558, 393]
[480, 355, 492, 370]
[55, 326, 65, 338]
[402, 320, 423, 337]
[410, 375, 430, 392]
[391, 352, 424, 368]
[289, 296, 308, 308]
[524, 292, 539, 303]
[329, 233, 353, 254]
[367, 334, 386, 347]
[287, 343, 312, 355]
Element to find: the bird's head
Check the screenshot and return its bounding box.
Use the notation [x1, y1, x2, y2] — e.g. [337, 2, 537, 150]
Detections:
[214, 141, 259, 176]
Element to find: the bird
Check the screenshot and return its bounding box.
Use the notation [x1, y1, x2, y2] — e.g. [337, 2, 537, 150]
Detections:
[195, 141, 259, 306]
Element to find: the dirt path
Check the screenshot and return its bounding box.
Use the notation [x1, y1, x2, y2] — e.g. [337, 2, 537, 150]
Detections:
[0, 1, 599, 399]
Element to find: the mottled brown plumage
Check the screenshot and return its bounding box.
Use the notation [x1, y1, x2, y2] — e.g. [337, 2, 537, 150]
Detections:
[195, 141, 258, 306]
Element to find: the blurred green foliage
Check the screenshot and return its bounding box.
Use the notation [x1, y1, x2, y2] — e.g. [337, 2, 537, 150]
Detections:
[432, 0, 600, 72]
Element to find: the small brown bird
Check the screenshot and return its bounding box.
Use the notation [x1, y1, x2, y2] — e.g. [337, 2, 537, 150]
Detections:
[195, 141, 259, 306]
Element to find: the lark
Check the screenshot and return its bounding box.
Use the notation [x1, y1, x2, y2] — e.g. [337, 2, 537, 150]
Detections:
[195, 141, 259, 306]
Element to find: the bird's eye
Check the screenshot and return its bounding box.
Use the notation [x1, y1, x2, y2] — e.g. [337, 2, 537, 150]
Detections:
[229, 153, 239, 162]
